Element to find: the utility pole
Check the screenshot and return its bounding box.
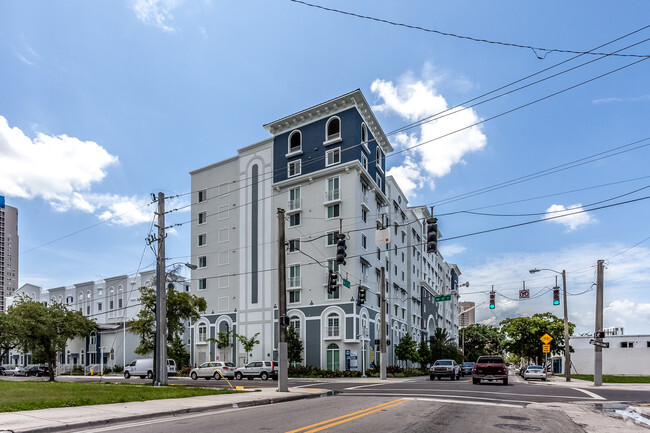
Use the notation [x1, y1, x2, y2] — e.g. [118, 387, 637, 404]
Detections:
[155, 192, 167, 386]
[561, 270, 571, 382]
[594, 259, 605, 386]
[380, 267, 386, 380]
[277, 209, 288, 392]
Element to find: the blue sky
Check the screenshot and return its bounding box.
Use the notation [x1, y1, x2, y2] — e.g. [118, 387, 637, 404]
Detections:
[1, 1, 649, 335]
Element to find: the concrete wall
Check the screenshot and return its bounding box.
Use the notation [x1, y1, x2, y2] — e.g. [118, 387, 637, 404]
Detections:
[570, 335, 650, 375]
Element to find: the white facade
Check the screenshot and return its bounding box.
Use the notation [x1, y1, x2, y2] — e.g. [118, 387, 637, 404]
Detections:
[569, 335, 650, 376]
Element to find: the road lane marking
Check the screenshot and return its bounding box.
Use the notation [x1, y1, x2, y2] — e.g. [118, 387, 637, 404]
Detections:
[285, 398, 408, 433]
[345, 387, 593, 400]
[345, 383, 388, 390]
[573, 387, 606, 400]
[409, 397, 523, 408]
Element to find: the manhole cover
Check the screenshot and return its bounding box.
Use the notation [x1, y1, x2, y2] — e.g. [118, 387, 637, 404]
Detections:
[494, 424, 542, 431]
[499, 416, 531, 421]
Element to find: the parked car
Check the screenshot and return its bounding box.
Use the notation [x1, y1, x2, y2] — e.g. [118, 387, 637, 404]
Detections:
[460, 362, 474, 376]
[234, 361, 277, 381]
[124, 358, 177, 379]
[190, 361, 235, 380]
[2, 366, 27, 376]
[523, 365, 547, 381]
[429, 359, 460, 380]
[25, 365, 50, 377]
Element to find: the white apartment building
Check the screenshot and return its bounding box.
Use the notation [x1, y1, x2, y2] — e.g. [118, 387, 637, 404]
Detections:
[189, 90, 462, 371]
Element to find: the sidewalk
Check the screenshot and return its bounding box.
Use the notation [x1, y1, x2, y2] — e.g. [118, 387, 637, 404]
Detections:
[0, 386, 329, 433]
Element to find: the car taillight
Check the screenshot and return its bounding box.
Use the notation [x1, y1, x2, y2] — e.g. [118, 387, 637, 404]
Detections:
[223, 366, 229, 370]
[271, 362, 275, 371]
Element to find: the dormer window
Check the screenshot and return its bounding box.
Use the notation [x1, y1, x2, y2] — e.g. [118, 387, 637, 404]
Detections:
[324, 117, 341, 144]
[288, 130, 302, 155]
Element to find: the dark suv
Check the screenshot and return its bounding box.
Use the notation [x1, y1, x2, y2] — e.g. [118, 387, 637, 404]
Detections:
[234, 361, 277, 380]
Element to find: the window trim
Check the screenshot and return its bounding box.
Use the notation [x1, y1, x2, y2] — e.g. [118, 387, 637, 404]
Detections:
[326, 147, 341, 167]
[288, 160, 301, 178]
[324, 116, 342, 145]
[287, 130, 303, 156]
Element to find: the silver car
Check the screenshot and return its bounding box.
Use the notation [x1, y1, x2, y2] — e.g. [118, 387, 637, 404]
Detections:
[523, 365, 547, 381]
[2, 366, 27, 376]
[234, 361, 277, 381]
[190, 361, 235, 380]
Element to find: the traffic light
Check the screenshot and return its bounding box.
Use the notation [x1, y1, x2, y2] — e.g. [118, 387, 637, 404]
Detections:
[553, 286, 560, 305]
[489, 291, 495, 309]
[336, 234, 347, 265]
[328, 269, 338, 294]
[426, 217, 438, 254]
[357, 287, 366, 306]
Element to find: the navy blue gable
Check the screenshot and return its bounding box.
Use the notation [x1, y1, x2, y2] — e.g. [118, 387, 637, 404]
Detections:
[272, 107, 385, 191]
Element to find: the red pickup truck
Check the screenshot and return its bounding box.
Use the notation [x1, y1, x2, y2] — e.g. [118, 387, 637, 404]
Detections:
[472, 355, 508, 386]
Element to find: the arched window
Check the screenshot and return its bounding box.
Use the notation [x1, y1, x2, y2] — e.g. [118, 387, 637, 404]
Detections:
[361, 123, 368, 144]
[326, 117, 341, 142]
[326, 343, 340, 371]
[326, 313, 340, 337]
[288, 131, 302, 154]
[109, 288, 114, 310]
[290, 315, 301, 338]
[197, 323, 207, 342]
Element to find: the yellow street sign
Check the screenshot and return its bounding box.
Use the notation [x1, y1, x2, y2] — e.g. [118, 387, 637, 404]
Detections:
[542, 344, 551, 353]
[540, 333, 553, 344]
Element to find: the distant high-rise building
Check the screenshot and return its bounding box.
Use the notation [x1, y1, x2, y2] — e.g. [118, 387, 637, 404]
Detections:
[458, 301, 475, 328]
[0, 196, 19, 311]
[603, 326, 624, 336]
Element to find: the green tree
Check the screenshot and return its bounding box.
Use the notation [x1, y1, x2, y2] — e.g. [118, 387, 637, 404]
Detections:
[237, 332, 260, 364]
[461, 324, 504, 363]
[429, 328, 462, 363]
[9, 295, 97, 381]
[0, 312, 19, 362]
[286, 325, 304, 366]
[128, 284, 207, 369]
[207, 329, 235, 363]
[500, 312, 575, 364]
[417, 340, 431, 370]
[394, 333, 418, 367]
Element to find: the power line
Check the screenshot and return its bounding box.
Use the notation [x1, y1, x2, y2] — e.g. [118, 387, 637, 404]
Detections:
[289, 0, 650, 59]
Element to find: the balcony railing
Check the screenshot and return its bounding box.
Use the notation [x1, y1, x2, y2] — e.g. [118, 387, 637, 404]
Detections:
[288, 198, 301, 211]
[288, 276, 302, 288]
[325, 189, 340, 202]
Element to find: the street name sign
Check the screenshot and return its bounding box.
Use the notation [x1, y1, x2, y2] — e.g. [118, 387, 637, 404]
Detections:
[540, 333, 553, 344]
[589, 339, 610, 348]
[434, 294, 452, 302]
[342, 279, 351, 288]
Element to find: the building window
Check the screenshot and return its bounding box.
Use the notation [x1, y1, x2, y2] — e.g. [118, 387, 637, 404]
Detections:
[361, 234, 367, 249]
[361, 153, 368, 171]
[620, 342, 634, 348]
[288, 160, 301, 177]
[327, 204, 340, 219]
[218, 204, 229, 220]
[326, 343, 340, 371]
[327, 313, 340, 337]
[361, 123, 369, 149]
[288, 238, 300, 252]
[289, 213, 301, 227]
[290, 316, 301, 337]
[198, 324, 207, 342]
[198, 256, 207, 268]
[288, 130, 302, 154]
[97, 302, 102, 311]
[326, 177, 340, 201]
[289, 187, 301, 211]
[377, 247, 381, 260]
[327, 231, 340, 246]
[198, 233, 207, 246]
[87, 306, 90, 315]
[109, 299, 114, 310]
[198, 211, 207, 225]
[362, 208, 368, 223]
[326, 117, 341, 142]
[376, 174, 382, 190]
[198, 190, 207, 203]
[289, 264, 301, 288]
[199, 278, 207, 290]
[289, 290, 301, 303]
[326, 148, 341, 166]
[376, 147, 384, 171]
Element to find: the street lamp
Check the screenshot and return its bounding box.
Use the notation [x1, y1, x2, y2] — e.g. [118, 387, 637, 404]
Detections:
[529, 268, 571, 382]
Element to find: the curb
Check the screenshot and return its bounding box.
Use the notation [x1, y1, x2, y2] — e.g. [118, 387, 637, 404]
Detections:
[10, 390, 331, 433]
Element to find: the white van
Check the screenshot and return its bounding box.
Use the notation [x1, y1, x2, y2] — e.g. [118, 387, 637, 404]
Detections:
[124, 358, 176, 379]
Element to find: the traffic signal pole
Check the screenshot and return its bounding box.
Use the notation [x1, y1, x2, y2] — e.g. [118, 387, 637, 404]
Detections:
[277, 209, 288, 392]
[594, 260, 604, 387]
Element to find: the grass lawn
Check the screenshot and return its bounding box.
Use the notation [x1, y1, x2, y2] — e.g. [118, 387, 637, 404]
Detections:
[0, 380, 242, 412]
[571, 374, 650, 383]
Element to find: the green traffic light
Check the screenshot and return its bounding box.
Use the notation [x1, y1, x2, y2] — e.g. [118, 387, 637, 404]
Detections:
[553, 300, 560, 305]
[489, 304, 495, 309]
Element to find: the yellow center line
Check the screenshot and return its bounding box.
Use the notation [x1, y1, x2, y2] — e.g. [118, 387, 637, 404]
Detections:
[285, 398, 409, 433]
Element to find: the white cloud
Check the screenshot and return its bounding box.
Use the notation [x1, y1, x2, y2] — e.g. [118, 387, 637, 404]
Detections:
[544, 203, 596, 231]
[131, 0, 184, 32]
[370, 66, 487, 200]
[438, 243, 466, 257]
[0, 115, 155, 226]
[458, 243, 650, 334]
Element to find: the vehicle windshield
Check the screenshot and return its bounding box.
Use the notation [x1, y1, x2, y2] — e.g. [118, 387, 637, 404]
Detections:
[463, 362, 474, 366]
[434, 360, 452, 366]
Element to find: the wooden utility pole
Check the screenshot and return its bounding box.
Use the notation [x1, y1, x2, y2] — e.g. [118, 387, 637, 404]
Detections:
[155, 192, 167, 386]
[594, 259, 605, 386]
[277, 209, 288, 392]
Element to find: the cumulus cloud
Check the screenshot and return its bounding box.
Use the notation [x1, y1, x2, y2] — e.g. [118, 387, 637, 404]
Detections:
[371, 66, 487, 199]
[131, 0, 184, 32]
[544, 203, 596, 231]
[0, 115, 153, 226]
[604, 299, 650, 332]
